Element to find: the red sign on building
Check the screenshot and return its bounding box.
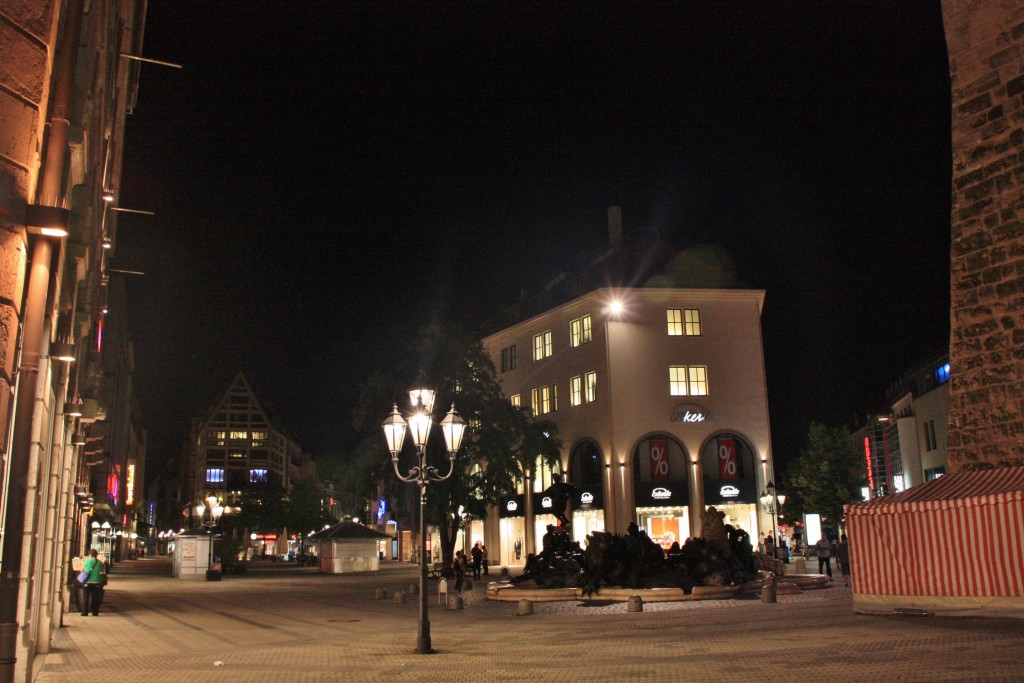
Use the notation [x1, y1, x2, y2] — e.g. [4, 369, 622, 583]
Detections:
[650, 439, 669, 482]
[718, 437, 738, 480]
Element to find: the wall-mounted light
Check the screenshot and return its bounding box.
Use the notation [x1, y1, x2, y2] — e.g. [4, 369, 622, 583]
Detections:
[50, 342, 76, 363]
[72, 429, 87, 446]
[102, 237, 112, 249]
[25, 204, 70, 238]
[64, 401, 84, 417]
[102, 190, 114, 203]
[120, 53, 183, 69]
[109, 206, 155, 216]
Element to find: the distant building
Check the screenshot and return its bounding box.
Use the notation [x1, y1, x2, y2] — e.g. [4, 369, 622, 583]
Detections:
[853, 350, 950, 499]
[477, 208, 776, 564]
[182, 373, 315, 550]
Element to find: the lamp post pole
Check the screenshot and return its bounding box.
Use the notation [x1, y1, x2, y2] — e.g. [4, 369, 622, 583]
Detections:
[382, 384, 465, 655]
[759, 480, 786, 548]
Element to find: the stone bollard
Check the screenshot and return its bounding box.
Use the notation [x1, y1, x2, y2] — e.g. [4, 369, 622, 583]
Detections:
[500, 566, 510, 577]
[393, 591, 407, 604]
[795, 557, 807, 574]
[408, 583, 419, 595]
[761, 583, 777, 603]
[448, 594, 464, 610]
[374, 588, 387, 600]
[627, 595, 644, 613]
[517, 599, 533, 616]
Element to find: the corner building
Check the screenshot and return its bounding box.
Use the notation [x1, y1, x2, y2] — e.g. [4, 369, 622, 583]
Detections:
[481, 284, 776, 562]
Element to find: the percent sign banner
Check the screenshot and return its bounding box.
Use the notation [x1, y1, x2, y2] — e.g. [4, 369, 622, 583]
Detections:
[650, 439, 670, 482]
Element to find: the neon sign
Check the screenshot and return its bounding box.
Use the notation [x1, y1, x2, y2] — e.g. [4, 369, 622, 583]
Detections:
[671, 403, 709, 423]
[541, 496, 552, 509]
[651, 487, 672, 500]
[126, 464, 136, 505]
[580, 492, 594, 504]
[506, 500, 518, 512]
[719, 485, 740, 498]
[377, 498, 387, 520]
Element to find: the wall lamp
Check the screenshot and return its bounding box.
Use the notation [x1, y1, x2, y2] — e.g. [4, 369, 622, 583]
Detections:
[108, 206, 155, 216]
[25, 204, 70, 238]
[102, 191, 114, 203]
[64, 401, 84, 417]
[50, 342, 76, 363]
[120, 53, 183, 69]
[72, 430, 87, 446]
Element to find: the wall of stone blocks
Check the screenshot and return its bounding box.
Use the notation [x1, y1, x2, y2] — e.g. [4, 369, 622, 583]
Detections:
[942, 0, 1024, 470]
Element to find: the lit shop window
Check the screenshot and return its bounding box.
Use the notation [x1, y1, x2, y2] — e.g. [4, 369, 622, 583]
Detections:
[570, 315, 592, 347]
[684, 309, 701, 336]
[669, 365, 708, 396]
[533, 330, 553, 360]
[510, 394, 521, 407]
[250, 468, 267, 483]
[585, 371, 597, 403]
[206, 468, 224, 484]
[501, 345, 518, 372]
[570, 376, 583, 406]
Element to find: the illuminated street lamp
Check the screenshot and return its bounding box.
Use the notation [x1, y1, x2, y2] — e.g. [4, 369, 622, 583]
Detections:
[196, 495, 224, 581]
[382, 384, 465, 654]
[759, 480, 787, 548]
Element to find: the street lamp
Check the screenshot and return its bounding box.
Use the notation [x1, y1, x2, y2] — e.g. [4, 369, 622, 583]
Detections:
[759, 480, 787, 549]
[382, 384, 465, 654]
[197, 495, 224, 581]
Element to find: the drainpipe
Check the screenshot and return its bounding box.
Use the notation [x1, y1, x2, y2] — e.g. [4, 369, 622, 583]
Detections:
[0, 1, 84, 680]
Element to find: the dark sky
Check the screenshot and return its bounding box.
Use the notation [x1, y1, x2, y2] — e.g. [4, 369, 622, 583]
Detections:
[117, 1, 952, 479]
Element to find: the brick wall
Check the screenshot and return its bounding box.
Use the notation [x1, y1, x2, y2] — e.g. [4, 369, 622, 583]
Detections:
[942, 0, 1024, 470]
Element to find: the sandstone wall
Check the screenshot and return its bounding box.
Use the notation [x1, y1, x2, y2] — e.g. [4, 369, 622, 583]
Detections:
[942, 0, 1024, 470]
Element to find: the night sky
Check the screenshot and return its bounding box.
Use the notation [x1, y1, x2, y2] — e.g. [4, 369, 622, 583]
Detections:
[116, 2, 952, 479]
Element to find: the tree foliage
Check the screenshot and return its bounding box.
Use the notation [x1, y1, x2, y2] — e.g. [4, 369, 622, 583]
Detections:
[784, 422, 865, 526]
[352, 323, 561, 568]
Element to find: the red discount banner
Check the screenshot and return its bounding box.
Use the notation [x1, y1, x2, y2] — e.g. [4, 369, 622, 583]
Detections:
[718, 437, 738, 480]
[650, 439, 669, 482]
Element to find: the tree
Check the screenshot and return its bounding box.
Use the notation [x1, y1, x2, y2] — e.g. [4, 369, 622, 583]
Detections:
[352, 323, 561, 570]
[784, 422, 865, 530]
[285, 477, 336, 541]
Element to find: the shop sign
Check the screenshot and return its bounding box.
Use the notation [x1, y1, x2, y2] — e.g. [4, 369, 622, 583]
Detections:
[541, 496, 553, 509]
[651, 487, 672, 500]
[255, 533, 278, 540]
[719, 485, 740, 498]
[506, 500, 518, 512]
[580, 492, 594, 505]
[671, 403, 709, 423]
[649, 438, 669, 482]
[376, 498, 387, 520]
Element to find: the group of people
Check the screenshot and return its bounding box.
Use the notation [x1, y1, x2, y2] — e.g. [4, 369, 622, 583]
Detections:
[450, 541, 488, 593]
[813, 534, 852, 586]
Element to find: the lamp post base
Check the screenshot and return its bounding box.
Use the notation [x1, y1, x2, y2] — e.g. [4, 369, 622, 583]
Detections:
[205, 569, 221, 581]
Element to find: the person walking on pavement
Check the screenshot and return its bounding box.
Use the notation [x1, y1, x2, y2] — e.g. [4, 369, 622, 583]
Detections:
[471, 541, 483, 580]
[481, 543, 489, 575]
[836, 534, 852, 587]
[763, 533, 776, 560]
[80, 549, 105, 616]
[452, 550, 467, 593]
[815, 535, 833, 579]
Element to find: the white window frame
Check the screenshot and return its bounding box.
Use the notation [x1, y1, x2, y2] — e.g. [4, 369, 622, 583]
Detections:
[684, 309, 702, 336]
[667, 309, 683, 336]
[533, 330, 553, 360]
[570, 315, 593, 347]
[585, 371, 597, 403]
[570, 376, 583, 406]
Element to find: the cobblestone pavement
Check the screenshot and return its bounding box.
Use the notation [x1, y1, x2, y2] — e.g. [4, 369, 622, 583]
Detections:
[34, 560, 1024, 682]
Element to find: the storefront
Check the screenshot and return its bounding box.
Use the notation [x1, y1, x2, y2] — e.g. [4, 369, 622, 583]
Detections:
[633, 435, 691, 548]
[570, 440, 606, 545]
[499, 495, 527, 564]
[700, 433, 760, 536]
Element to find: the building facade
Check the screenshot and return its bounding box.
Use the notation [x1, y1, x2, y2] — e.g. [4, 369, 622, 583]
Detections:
[481, 282, 776, 564]
[0, 0, 149, 678]
[182, 372, 315, 555]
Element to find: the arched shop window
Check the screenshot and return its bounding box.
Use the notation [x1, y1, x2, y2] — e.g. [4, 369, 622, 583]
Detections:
[518, 455, 561, 494]
[633, 435, 690, 507]
[699, 433, 758, 505]
[570, 440, 603, 491]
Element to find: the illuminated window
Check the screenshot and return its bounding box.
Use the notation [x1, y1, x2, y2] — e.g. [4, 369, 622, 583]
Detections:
[533, 330, 553, 360]
[208, 430, 226, 446]
[229, 430, 248, 441]
[250, 468, 267, 483]
[501, 345, 517, 372]
[531, 384, 558, 414]
[228, 450, 246, 460]
[510, 394, 521, 407]
[935, 363, 950, 384]
[570, 376, 583, 406]
[206, 468, 224, 484]
[667, 309, 683, 336]
[532, 456, 560, 493]
[251, 431, 268, 446]
[684, 309, 701, 336]
[670, 365, 709, 396]
[570, 315, 592, 347]
[585, 371, 597, 402]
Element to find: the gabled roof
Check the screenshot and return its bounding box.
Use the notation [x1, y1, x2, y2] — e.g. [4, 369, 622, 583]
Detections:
[200, 372, 272, 430]
[309, 520, 390, 540]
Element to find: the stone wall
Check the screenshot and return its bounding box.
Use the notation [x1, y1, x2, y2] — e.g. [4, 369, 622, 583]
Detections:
[942, 0, 1024, 470]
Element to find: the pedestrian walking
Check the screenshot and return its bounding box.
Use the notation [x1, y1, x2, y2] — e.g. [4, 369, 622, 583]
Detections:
[452, 550, 467, 593]
[471, 541, 483, 580]
[814, 536, 833, 579]
[763, 533, 776, 559]
[836, 534, 852, 587]
[80, 549, 106, 616]
[480, 543, 489, 575]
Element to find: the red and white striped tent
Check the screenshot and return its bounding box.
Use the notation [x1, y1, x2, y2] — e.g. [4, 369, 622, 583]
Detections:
[845, 465, 1024, 618]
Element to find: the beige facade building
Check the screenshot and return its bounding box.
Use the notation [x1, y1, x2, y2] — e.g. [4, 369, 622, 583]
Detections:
[481, 281, 776, 564]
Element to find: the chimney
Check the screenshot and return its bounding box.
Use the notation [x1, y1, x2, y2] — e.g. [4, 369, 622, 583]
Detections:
[607, 205, 623, 251]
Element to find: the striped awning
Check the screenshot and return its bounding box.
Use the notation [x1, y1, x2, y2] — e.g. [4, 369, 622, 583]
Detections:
[845, 465, 1024, 599]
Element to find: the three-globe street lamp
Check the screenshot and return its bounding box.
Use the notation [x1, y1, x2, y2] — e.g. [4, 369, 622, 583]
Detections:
[195, 495, 224, 581]
[759, 480, 787, 551]
[382, 384, 465, 655]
